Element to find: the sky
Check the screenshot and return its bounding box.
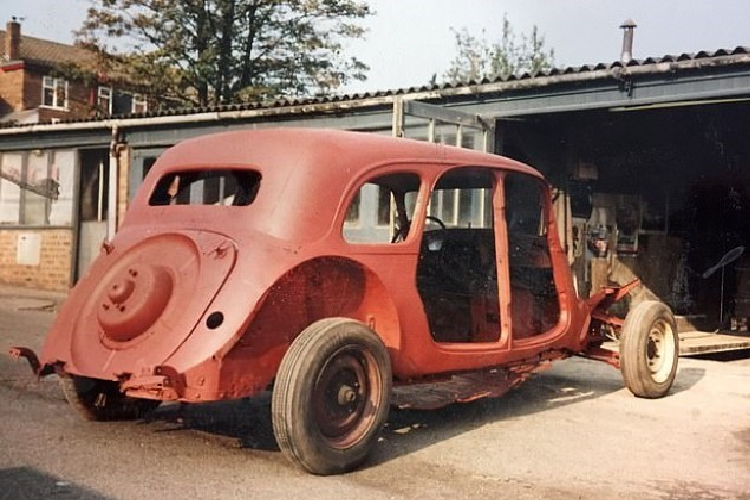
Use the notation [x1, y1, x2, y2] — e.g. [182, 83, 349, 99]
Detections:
[2, 0, 750, 94]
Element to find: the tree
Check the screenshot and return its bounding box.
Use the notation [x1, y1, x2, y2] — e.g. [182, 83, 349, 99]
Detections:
[76, 0, 372, 106]
[443, 15, 554, 83]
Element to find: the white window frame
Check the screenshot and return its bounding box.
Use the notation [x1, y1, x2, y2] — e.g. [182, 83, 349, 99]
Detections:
[97, 86, 112, 115]
[41, 76, 69, 110]
[131, 93, 148, 113]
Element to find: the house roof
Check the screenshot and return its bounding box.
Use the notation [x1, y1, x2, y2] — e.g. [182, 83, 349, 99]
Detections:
[0, 30, 95, 67]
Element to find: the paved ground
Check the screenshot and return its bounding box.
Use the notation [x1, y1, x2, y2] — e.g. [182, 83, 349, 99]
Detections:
[1, 298, 750, 500]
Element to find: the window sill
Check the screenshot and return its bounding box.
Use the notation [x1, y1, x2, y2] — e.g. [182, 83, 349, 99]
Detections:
[38, 105, 69, 111]
[0, 224, 73, 230]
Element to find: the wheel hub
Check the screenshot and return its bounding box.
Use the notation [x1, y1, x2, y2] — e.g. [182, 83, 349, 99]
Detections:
[338, 384, 359, 405]
[96, 264, 174, 344]
[313, 349, 381, 449]
[644, 319, 675, 384]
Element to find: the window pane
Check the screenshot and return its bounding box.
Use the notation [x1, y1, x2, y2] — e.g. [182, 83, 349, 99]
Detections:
[345, 189, 360, 223]
[132, 94, 148, 113]
[79, 152, 109, 222]
[43, 87, 54, 107]
[441, 188, 456, 224]
[55, 80, 67, 108]
[48, 150, 75, 225]
[458, 188, 474, 226]
[0, 154, 22, 224]
[377, 186, 392, 225]
[23, 152, 49, 225]
[98, 86, 112, 114]
[405, 191, 418, 216]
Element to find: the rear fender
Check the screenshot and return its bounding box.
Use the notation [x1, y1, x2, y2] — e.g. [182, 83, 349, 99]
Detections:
[217, 256, 401, 399]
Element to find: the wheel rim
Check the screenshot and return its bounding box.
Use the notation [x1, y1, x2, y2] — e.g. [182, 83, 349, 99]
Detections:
[313, 346, 382, 449]
[646, 319, 675, 383]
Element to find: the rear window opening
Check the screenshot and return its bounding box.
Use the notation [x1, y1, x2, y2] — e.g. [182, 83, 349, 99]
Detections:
[149, 169, 261, 206]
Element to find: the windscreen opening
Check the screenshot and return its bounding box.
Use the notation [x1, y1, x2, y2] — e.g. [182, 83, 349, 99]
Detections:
[149, 169, 261, 206]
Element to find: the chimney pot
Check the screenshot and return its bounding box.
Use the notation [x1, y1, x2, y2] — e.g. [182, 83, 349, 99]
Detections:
[5, 19, 21, 61]
[619, 18, 637, 64]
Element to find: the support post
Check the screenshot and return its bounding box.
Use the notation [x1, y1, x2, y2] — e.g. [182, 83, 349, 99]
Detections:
[392, 96, 404, 138]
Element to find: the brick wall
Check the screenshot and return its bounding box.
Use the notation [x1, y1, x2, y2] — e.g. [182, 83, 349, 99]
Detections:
[23, 70, 40, 110]
[0, 229, 73, 291]
[0, 67, 24, 113]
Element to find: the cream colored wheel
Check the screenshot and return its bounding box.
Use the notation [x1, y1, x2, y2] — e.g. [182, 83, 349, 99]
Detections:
[620, 301, 679, 399]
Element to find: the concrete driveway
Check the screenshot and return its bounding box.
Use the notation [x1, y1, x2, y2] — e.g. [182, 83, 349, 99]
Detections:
[1, 303, 749, 500]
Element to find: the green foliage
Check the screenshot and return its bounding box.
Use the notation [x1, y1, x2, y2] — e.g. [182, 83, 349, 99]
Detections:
[443, 15, 554, 83]
[76, 0, 372, 106]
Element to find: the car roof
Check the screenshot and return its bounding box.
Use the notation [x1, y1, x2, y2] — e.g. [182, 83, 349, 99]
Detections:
[153, 128, 541, 180]
[130, 128, 544, 242]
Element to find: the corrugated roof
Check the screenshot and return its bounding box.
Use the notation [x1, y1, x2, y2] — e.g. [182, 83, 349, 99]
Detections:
[0, 30, 95, 67]
[2, 46, 750, 129]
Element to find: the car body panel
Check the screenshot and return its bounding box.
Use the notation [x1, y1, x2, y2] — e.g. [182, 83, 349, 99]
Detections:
[21, 128, 621, 403]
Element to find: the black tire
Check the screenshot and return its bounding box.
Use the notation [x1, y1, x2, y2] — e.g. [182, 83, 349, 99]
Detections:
[272, 318, 392, 475]
[620, 300, 679, 399]
[60, 375, 160, 421]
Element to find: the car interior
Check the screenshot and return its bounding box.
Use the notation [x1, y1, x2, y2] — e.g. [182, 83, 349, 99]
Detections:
[416, 169, 560, 343]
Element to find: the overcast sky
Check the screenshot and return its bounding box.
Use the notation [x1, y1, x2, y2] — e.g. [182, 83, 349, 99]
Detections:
[2, 0, 750, 93]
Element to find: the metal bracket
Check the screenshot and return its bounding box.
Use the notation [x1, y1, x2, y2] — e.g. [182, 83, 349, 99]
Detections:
[7, 347, 56, 376]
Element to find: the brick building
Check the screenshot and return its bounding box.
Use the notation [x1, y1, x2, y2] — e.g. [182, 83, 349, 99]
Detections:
[0, 18, 149, 126]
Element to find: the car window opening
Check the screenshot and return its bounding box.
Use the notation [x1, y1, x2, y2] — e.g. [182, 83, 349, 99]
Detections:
[149, 169, 261, 206]
[505, 173, 561, 340]
[342, 172, 420, 244]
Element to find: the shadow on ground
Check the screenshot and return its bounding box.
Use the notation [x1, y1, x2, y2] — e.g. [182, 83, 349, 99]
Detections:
[142, 358, 685, 468]
[0, 467, 116, 500]
[148, 396, 279, 451]
[670, 366, 706, 395]
[688, 347, 750, 362]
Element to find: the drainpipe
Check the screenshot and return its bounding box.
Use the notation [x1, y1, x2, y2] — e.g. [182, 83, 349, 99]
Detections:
[107, 124, 119, 240]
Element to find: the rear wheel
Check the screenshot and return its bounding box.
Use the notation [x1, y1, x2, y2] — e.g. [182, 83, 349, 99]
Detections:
[60, 375, 160, 421]
[272, 318, 392, 475]
[620, 300, 679, 398]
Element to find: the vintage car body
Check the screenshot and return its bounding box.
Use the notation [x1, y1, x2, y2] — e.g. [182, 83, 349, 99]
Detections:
[10, 129, 678, 475]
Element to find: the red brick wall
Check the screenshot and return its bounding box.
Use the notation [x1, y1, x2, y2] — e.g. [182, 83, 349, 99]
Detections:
[23, 70, 41, 110]
[0, 67, 24, 113]
[0, 229, 73, 291]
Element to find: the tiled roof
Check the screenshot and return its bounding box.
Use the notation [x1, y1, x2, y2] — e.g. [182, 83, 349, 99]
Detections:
[0, 30, 95, 67]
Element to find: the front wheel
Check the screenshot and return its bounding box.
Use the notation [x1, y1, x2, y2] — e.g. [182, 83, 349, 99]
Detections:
[619, 300, 679, 398]
[272, 318, 392, 475]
